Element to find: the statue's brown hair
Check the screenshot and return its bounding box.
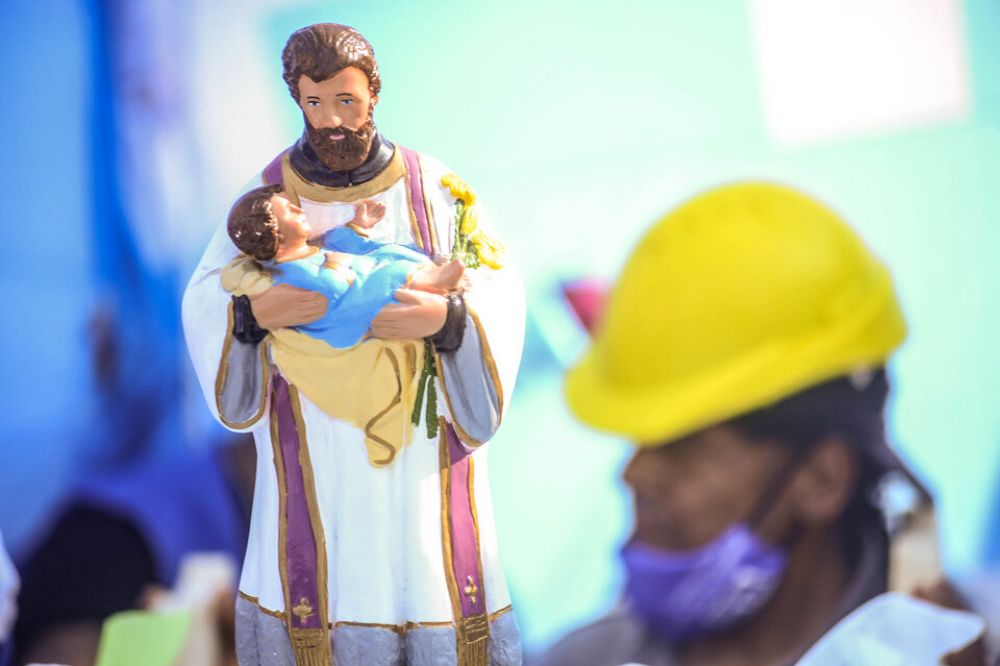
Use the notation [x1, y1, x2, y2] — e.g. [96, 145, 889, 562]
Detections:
[282, 24, 381, 101]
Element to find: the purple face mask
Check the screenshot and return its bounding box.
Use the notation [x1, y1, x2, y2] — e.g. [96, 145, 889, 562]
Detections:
[621, 523, 788, 643]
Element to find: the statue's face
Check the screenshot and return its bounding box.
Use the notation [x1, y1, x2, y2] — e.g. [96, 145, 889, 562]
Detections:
[270, 194, 311, 247]
[298, 67, 377, 171]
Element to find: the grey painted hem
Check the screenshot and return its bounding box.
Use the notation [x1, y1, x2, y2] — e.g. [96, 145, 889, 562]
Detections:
[236, 596, 522, 665]
[219, 338, 267, 426]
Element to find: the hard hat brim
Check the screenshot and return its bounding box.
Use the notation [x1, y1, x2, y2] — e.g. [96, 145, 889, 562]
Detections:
[565, 264, 907, 446]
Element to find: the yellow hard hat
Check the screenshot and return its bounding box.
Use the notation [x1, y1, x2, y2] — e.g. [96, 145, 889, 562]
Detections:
[565, 182, 907, 445]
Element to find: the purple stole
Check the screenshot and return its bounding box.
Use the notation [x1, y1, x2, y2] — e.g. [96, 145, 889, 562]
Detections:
[261, 147, 491, 665]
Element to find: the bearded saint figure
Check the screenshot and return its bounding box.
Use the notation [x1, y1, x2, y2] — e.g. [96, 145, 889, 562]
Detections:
[183, 23, 524, 666]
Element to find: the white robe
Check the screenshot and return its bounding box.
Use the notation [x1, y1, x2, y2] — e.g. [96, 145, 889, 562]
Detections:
[182, 145, 524, 663]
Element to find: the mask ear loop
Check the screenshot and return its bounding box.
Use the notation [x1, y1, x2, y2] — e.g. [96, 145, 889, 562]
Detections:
[744, 443, 816, 532]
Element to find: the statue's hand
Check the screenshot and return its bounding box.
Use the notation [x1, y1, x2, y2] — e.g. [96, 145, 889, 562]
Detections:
[370, 289, 447, 339]
[353, 199, 386, 229]
[249, 284, 327, 330]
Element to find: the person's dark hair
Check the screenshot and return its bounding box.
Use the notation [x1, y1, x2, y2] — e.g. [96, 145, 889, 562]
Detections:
[282, 24, 381, 102]
[227, 184, 285, 261]
[726, 368, 892, 559]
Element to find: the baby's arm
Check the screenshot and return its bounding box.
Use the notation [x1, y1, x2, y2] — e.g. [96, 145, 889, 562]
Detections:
[322, 225, 379, 255]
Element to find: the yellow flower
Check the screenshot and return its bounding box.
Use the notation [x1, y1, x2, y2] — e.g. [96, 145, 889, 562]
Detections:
[440, 173, 476, 205]
[471, 230, 504, 270]
[460, 205, 479, 235]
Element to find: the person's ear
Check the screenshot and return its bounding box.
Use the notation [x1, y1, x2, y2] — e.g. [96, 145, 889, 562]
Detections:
[791, 436, 856, 527]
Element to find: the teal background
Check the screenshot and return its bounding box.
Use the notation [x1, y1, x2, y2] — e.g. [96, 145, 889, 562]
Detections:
[0, 0, 997, 655]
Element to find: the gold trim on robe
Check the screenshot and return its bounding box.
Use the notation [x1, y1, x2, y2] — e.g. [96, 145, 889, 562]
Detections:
[418, 156, 441, 254]
[282, 148, 406, 206]
[288, 384, 332, 642]
[438, 416, 466, 621]
[269, 408, 292, 630]
[403, 158, 427, 252]
[238, 589, 513, 632]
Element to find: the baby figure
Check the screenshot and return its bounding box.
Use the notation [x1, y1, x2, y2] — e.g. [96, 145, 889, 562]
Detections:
[226, 184, 464, 348]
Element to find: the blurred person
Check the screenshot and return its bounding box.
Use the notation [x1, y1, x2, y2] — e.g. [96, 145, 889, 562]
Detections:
[539, 182, 988, 666]
[11, 435, 254, 666]
[0, 530, 18, 666]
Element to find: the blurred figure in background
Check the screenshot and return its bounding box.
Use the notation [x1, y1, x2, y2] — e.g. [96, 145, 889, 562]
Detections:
[11, 433, 253, 666]
[0, 530, 18, 666]
[539, 182, 989, 666]
[9, 284, 255, 665]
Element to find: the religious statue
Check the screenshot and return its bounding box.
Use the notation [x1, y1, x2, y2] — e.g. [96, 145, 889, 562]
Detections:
[182, 23, 524, 666]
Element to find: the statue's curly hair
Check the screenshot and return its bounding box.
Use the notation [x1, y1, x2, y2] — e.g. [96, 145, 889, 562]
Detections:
[227, 184, 285, 261]
[282, 23, 380, 101]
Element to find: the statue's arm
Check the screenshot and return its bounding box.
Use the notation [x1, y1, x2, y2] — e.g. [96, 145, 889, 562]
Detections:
[435, 255, 525, 447]
[182, 171, 326, 430]
[404, 161, 526, 447]
[183, 220, 275, 431]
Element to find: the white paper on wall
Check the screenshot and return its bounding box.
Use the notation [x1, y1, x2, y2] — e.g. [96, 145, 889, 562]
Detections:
[749, 0, 971, 147]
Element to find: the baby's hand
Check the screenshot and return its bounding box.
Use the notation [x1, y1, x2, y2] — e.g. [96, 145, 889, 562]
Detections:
[352, 199, 386, 229]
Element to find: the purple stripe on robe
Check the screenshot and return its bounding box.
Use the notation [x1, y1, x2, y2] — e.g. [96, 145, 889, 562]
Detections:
[263, 151, 285, 187]
[399, 146, 433, 254]
[272, 376, 325, 631]
[446, 423, 486, 617]
[400, 148, 486, 620]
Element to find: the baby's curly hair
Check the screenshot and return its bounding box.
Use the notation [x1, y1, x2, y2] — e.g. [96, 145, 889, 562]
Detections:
[227, 184, 285, 261]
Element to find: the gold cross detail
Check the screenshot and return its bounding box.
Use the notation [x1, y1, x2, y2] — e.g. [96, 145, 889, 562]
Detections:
[463, 576, 479, 606]
[292, 596, 314, 623]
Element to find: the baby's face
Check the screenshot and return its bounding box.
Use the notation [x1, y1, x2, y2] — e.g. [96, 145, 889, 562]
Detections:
[271, 194, 311, 246]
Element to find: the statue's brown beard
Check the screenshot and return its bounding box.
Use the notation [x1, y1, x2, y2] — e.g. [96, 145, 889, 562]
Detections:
[304, 115, 376, 172]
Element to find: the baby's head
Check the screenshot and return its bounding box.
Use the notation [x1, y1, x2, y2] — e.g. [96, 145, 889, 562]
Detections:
[228, 185, 311, 261]
[228, 184, 284, 261]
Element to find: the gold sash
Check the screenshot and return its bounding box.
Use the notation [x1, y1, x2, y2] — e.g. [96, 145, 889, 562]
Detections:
[269, 330, 421, 466]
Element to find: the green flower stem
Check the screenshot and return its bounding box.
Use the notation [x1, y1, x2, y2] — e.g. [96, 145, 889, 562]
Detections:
[411, 340, 439, 438]
[425, 373, 438, 439]
[452, 199, 466, 258]
[411, 367, 427, 427]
